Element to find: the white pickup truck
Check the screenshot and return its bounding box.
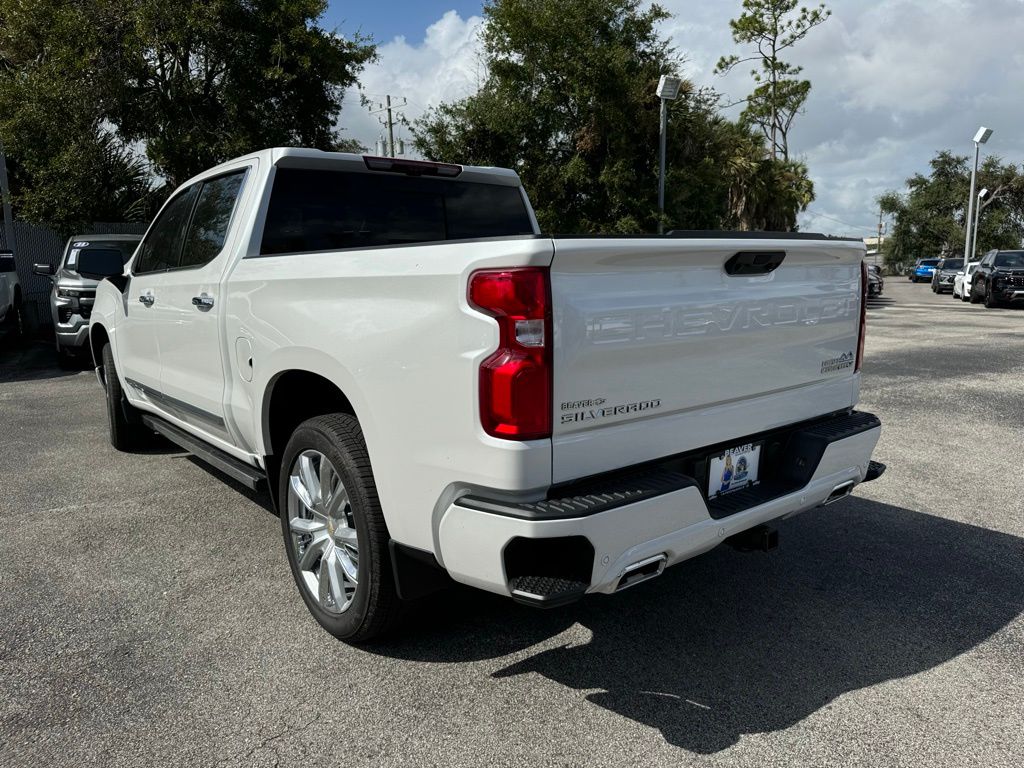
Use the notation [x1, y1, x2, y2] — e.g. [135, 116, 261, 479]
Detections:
[86, 148, 884, 642]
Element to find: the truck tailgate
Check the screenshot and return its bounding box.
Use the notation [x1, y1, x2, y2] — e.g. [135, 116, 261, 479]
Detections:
[550, 236, 864, 483]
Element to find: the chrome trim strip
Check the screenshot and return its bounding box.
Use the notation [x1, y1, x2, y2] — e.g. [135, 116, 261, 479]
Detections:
[124, 377, 225, 430]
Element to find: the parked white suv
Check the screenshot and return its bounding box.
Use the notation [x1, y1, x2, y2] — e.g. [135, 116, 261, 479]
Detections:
[86, 148, 884, 641]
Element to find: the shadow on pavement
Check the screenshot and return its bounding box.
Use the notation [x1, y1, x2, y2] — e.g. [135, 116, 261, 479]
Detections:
[185, 454, 277, 515]
[0, 339, 87, 382]
[377, 498, 1024, 754]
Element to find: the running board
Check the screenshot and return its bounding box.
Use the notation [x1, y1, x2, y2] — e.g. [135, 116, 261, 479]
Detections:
[141, 414, 266, 491]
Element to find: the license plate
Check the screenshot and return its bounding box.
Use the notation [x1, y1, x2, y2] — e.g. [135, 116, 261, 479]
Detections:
[707, 442, 762, 499]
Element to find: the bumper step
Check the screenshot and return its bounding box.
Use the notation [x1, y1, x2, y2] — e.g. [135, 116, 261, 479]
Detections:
[457, 469, 697, 521]
[864, 460, 886, 482]
[509, 575, 588, 608]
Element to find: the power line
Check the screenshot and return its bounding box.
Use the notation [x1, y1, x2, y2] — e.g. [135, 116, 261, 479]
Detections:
[804, 209, 876, 233]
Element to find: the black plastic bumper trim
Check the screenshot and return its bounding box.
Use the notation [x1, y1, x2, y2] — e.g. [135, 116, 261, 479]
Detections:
[508, 575, 588, 608]
[457, 470, 698, 521]
[458, 410, 881, 522]
[864, 460, 886, 482]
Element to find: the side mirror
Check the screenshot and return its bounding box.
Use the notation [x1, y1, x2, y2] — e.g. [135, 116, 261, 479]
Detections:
[77, 248, 124, 281]
[0, 249, 14, 273]
[33, 262, 56, 276]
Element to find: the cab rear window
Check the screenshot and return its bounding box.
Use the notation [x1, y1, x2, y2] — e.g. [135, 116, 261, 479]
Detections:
[260, 168, 533, 255]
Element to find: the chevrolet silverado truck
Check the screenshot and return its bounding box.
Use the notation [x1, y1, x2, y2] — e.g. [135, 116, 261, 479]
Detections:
[33, 234, 142, 366]
[84, 148, 884, 642]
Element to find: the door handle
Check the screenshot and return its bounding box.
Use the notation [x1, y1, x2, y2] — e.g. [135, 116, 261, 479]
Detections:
[138, 294, 155, 307]
[191, 294, 215, 310]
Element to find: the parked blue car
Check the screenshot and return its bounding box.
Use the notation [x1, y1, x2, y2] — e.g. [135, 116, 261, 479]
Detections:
[910, 258, 940, 283]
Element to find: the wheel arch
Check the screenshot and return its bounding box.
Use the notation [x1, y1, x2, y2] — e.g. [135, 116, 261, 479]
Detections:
[90, 323, 111, 376]
[260, 368, 361, 510]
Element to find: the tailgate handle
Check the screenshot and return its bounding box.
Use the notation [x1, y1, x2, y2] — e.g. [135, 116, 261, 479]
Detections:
[725, 251, 786, 276]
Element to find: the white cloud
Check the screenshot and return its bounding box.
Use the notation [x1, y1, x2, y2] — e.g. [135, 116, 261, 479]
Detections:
[339, 10, 485, 154]
[340, 2, 1024, 241]
[659, 0, 1024, 238]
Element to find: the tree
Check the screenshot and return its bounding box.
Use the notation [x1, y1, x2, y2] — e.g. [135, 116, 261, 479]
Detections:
[100, 0, 375, 187]
[416, 0, 679, 233]
[0, 0, 374, 231]
[0, 1, 156, 232]
[725, 132, 814, 230]
[879, 151, 1024, 272]
[414, 0, 814, 233]
[715, 0, 830, 161]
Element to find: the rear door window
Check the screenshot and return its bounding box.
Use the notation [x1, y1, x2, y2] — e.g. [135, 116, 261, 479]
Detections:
[179, 171, 246, 269]
[260, 168, 532, 255]
[134, 186, 199, 274]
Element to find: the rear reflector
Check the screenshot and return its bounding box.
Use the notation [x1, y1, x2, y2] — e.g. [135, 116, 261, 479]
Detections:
[468, 268, 552, 440]
[362, 156, 462, 177]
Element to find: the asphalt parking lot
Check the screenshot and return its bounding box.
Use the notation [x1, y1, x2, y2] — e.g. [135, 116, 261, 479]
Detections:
[2, 280, 1022, 768]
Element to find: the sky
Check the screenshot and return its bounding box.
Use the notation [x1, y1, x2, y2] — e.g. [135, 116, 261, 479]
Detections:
[325, 0, 1024, 239]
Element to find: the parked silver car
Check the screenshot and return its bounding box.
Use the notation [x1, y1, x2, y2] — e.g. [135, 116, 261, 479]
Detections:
[33, 235, 141, 365]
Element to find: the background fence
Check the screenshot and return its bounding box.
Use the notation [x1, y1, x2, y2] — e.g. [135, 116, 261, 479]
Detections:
[4, 221, 147, 334]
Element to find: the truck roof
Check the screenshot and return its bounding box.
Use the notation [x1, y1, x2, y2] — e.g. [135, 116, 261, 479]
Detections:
[188, 147, 523, 189]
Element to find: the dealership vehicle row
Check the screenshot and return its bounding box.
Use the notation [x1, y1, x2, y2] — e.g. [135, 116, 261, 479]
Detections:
[913, 250, 1024, 307]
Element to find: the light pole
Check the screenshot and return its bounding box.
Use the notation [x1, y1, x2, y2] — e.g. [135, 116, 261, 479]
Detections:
[656, 75, 682, 234]
[963, 126, 993, 262]
[971, 187, 989, 262]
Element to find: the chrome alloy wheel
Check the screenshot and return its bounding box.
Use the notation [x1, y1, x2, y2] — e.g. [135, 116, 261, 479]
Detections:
[286, 450, 359, 614]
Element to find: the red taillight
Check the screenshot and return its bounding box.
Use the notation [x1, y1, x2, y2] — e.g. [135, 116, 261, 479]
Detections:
[855, 261, 867, 372]
[469, 268, 552, 440]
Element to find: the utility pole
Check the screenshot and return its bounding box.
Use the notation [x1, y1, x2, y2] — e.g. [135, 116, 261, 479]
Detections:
[0, 140, 16, 252]
[876, 205, 884, 266]
[386, 95, 396, 158]
[369, 95, 407, 158]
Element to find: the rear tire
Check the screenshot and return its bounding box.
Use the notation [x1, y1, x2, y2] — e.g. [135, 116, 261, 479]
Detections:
[970, 284, 982, 304]
[279, 413, 402, 643]
[101, 343, 148, 451]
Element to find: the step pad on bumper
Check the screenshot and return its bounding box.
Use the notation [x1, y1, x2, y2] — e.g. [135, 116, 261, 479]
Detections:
[458, 470, 697, 521]
[864, 460, 886, 482]
[508, 575, 589, 608]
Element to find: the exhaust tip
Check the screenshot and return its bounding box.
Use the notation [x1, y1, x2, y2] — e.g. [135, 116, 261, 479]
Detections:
[823, 480, 855, 506]
[615, 554, 667, 592]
